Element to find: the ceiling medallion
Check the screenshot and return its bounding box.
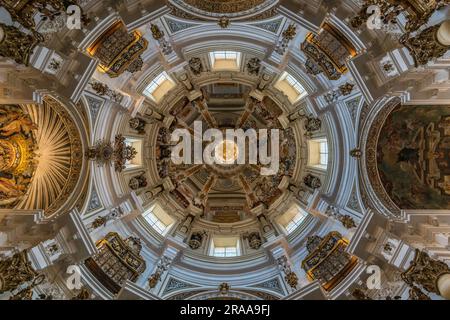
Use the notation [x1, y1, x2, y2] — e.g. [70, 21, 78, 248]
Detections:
[157, 93, 297, 216]
[214, 140, 239, 164]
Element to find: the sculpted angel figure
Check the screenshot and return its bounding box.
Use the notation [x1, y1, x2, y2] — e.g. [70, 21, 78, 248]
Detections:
[0, 114, 37, 138]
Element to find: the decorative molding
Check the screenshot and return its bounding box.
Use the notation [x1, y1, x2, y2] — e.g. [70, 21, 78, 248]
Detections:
[361, 96, 402, 216]
[162, 277, 197, 296]
[84, 95, 104, 125]
[251, 18, 283, 33]
[164, 17, 197, 33]
[253, 277, 285, 295]
[347, 183, 362, 214]
[345, 95, 362, 127]
[86, 184, 102, 213]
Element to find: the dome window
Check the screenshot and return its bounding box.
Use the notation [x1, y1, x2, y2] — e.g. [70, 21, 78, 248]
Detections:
[143, 71, 175, 103]
[308, 138, 328, 169]
[277, 204, 308, 235]
[274, 72, 307, 103]
[210, 236, 240, 257]
[209, 51, 241, 71]
[143, 203, 174, 236]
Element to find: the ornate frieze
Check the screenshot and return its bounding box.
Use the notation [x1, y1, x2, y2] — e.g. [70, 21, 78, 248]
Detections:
[275, 24, 296, 55]
[85, 96, 104, 124]
[400, 22, 450, 67]
[302, 232, 358, 291]
[129, 117, 147, 135]
[162, 277, 196, 296]
[0, 250, 40, 294]
[252, 18, 283, 33]
[246, 57, 261, 76]
[129, 172, 148, 190]
[0, 0, 88, 32]
[188, 57, 204, 76]
[87, 21, 148, 78]
[89, 206, 125, 231]
[401, 249, 450, 297]
[87, 134, 137, 173]
[219, 282, 230, 295]
[165, 18, 196, 33]
[325, 206, 357, 229]
[86, 184, 102, 212]
[88, 80, 124, 103]
[301, 23, 357, 80]
[218, 16, 230, 28]
[323, 83, 355, 104]
[244, 232, 262, 250]
[150, 24, 173, 55]
[350, 0, 449, 34]
[0, 23, 42, 66]
[188, 231, 204, 249]
[8, 274, 45, 300]
[181, 0, 267, 14]
[85, 233, 146, 294]
[253, 278, 284, 295]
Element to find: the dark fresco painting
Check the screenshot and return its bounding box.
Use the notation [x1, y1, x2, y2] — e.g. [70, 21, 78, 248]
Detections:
[377, 105, 450, 209]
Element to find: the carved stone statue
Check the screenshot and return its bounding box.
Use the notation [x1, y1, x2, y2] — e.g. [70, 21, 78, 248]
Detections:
[303, 174, 321, 189]
[0, 251, 39, 294]
[219, 282, 230, 295]
[277, 256, 298, 289]
[188, 232, 204, 250]
[0, 23, 42, 66]
[189, 57, 204, 76]
[244, 232, 262, 250]
[128, 118, 146, 136]
[246, 58, 261, 76]
[129, 173, 148, 190]
[401, 249, 450, 298]
[304, 117, 322, 133]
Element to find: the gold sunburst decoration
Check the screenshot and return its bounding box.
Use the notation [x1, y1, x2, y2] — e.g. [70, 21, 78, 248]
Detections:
[17, 96, 83, 216]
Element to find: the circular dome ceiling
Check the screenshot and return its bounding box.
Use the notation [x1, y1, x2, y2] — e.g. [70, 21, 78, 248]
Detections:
[156, 84, 298, 223]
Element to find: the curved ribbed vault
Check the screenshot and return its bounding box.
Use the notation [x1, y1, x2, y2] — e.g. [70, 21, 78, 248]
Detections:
[18, 96, 83, 216]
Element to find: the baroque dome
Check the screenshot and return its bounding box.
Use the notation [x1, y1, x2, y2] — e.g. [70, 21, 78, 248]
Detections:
[0, 0, 449, 303]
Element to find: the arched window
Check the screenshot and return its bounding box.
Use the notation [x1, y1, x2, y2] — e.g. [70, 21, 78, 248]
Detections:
[308, 138, 328, 169]
[124, 138, 143, 169]
[276, 204, 308, 235]
[143, 71, 175, 103]
[274, 72, 308, 103]
[209, 51, 241, 71]
[143, 203, 174, 236]
[210, 236, 240, 257]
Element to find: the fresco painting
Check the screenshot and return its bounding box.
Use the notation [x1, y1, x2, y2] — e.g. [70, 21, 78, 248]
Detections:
[377, 105, 450, 209]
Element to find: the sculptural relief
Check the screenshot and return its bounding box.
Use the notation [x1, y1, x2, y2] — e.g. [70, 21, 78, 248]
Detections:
[0, 105, 37, 208]
[376, 104, 450, 209]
